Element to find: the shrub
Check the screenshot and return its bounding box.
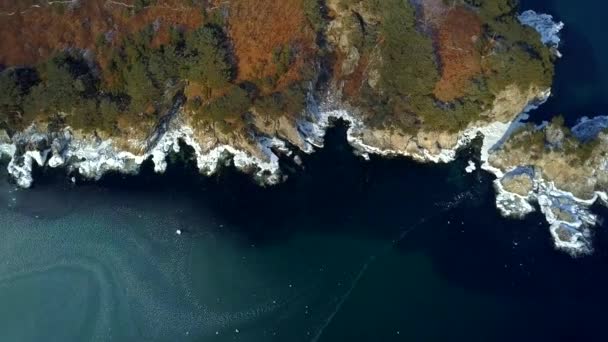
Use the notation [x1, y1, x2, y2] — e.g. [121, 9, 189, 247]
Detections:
[272, 44, 294, 76]
[182, 26, 232, 89]
[21, 52, 95, 118]
[338, 0, 554, 133]
[134, 0, 156, 13]
[255, 94, 285, 121]
[0, 70, 23, 123]
[199, 86, 251, 122]
[303, 0, 326, 33]
[124, 61, 161, 113]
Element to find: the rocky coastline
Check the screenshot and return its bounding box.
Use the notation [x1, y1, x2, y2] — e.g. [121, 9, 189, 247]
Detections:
[2, 9, 606, 256]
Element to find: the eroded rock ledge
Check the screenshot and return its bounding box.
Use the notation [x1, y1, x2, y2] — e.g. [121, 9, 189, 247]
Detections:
[486, 116, 608, 256]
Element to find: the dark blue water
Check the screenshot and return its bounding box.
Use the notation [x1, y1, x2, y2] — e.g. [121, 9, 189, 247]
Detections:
[2, 1, 608, 341]
[3, 123, 608, 341]
[521, 0, 608, 124]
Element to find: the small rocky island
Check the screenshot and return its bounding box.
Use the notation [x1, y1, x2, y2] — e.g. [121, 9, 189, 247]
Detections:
[0, 0, 605, 256]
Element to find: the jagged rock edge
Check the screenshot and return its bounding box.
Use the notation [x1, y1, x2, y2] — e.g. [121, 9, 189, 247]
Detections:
[1, 11, 599, 256]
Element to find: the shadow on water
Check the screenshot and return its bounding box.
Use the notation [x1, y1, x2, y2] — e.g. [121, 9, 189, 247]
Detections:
[5, 121, 489, 251]
[62, 121, 484, 246]
[12, 123, 607, 278]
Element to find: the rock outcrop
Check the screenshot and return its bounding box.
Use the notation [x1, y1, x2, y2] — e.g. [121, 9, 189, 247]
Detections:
[486, 116, 608, 256]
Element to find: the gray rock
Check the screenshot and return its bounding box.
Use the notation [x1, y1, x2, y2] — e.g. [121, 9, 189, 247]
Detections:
[545, 125, 565, 147]
[500, 166, 535, 196]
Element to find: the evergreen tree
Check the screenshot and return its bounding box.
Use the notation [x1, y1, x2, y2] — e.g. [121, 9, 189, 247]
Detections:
[183, 26, 231, 89]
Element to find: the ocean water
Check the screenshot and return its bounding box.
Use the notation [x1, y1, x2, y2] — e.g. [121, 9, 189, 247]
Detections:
[521, 0, 608, 124]
[2, 1, 608, 341]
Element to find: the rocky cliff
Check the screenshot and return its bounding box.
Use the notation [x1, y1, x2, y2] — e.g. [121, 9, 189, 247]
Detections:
[485, 116, 608, 255]
[2, 1, 604, 256]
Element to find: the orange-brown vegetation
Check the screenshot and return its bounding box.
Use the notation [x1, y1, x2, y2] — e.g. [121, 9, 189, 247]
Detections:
[227, 0, 317, 91]
[432, 6, 482, 102]
[0, 0, 204, 67]
[342, 55, 370, 99]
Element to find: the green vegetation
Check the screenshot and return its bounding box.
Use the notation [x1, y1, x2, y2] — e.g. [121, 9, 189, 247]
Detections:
[254, 84, 307, 122]
[134, 0, 157, 13]
[551, 116, 603, 162]
[507, 124, 547, 159]
[0, 0, 556, 141]
[272, 44, 294, 76]
[198, 85, 250, 122]
[303, 0, 326, 34]
[0, 6, 320, 137]
[506, 116, 602, 163]
[255, 94, 285, 122]
[182, 26, 232, 89]
[457, 0, 555, 121]
[24, 53, 92, 114]
[0, 69, 27, 127]
[337, 0, 555, 133]
[0, 22, 236, 133]
[569, 138, 600, 162]
[376, 0, 438, 100]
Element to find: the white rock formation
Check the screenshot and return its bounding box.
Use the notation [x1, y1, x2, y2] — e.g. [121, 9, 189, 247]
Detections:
[486, 114, 608, 256]
[518, 10, 565, 57]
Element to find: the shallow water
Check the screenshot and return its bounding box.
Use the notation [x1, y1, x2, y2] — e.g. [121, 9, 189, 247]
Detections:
[2, 2, 608, 341]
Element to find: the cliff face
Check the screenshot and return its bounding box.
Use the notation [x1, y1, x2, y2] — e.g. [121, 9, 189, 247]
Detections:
[490, 119, 608, 200]
[2, 1, 604, 255]
[0, 0, 558, 179]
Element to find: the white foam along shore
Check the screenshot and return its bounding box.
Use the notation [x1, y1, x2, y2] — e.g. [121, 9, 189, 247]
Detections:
[0, 84, 551, 199]
[481, 11, 608, 256]
[0, 9, 565, 187]
[0, 82, 547, 190]
[0, 13, 560, 185]
[302, 87, 606, 255]
[487, 115, 608, 256]
[306, 11, 607, 257]
[490, 8, 601, 254]
[0, 122, 289, 188]
[303, 83, 553, 169]
[518, 10, 565, 57]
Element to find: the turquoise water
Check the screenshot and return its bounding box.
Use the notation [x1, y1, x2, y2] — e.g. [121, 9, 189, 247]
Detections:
[0, 164, 384, 341]
[2, 127, 608, 341]
[3, 2, 608, 341]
